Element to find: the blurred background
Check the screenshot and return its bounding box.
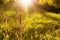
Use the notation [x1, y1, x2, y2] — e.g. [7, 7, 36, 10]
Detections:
[0, 0, 60, 40]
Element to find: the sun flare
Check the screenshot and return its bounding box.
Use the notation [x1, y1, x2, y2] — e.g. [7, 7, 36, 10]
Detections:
[18, 0, 33, 7]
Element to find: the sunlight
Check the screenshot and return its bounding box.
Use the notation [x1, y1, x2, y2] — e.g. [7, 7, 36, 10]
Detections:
[18, 0, 33, 7]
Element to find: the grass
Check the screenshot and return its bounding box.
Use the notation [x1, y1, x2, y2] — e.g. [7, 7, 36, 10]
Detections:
[0, 11, 60, 40]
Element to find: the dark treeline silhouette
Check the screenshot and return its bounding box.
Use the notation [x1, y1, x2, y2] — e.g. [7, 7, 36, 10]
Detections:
[28, 1, 60, 13]
[41, 3, 60, 13]
[36, 3, 60, 13]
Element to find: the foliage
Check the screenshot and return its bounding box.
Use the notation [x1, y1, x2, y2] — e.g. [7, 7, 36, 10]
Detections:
[0, 0, 60, 40]
[0, 10, 60, 40]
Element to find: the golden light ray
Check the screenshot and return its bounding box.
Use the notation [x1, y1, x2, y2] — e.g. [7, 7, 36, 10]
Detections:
[18, 0, 33, 7]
